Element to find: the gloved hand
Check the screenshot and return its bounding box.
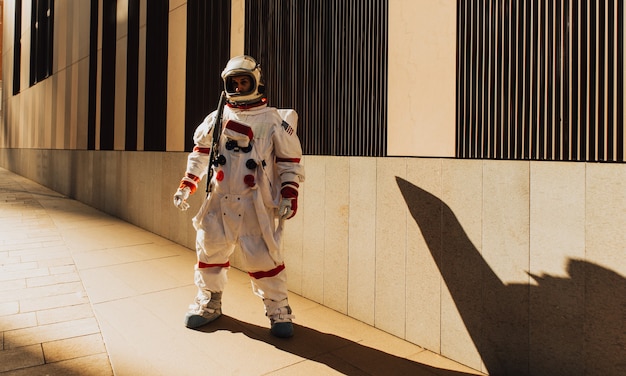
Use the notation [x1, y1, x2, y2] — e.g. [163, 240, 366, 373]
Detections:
[173, 186, 191, 211]
[278, 183, 298, 220]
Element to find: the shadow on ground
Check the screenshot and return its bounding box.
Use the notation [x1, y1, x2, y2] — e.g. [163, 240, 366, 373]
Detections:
[396, 177, 626, 376]
[196, 316, 476, 376]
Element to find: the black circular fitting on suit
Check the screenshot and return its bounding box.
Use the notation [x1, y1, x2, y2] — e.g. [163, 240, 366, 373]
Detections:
[225, 139, 253, 153]
[213, 155, 226, 166]
[246, 159, 258, 169]
[225, 140, 237, 150]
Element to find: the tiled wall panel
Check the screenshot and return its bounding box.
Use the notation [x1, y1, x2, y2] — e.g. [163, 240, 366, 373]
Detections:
[300, 155, 326, 303]
[583, 163, 626, 375]
[404, 158, 443, 353]
[374, 158, 407, 338]
[323, 157, 350, 313]
[481, 160, 531, 374]
[529, 162, 586, 375]
[439, 159, 484, 371]
[347, 157, 377, 325]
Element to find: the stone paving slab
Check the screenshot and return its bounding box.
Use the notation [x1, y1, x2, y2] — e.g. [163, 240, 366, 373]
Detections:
[0, 168, 113, 375]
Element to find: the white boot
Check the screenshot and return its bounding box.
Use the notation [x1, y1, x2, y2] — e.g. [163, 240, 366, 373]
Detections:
[184, 291, 222, 329]
[264, 298, 294, 338]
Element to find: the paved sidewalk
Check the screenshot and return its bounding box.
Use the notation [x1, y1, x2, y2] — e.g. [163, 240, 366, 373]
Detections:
[0, 167, 485, 375]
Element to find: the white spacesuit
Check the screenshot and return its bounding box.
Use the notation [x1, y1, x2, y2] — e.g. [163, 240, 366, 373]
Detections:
[173, 55, 304, 338]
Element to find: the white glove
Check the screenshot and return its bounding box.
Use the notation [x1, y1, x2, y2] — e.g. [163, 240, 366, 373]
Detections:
[173, 187, 191, 211]
[278, 198, 294, 220]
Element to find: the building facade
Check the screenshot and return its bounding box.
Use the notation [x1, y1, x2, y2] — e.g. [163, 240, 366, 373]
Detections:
[1, 1, 625, 374]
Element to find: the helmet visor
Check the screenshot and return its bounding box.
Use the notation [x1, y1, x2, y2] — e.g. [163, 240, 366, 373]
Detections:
[224, 74, 256, 97]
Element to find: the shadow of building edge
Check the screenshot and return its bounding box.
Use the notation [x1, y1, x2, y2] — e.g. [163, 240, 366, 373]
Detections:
[395, 177, 626, 376]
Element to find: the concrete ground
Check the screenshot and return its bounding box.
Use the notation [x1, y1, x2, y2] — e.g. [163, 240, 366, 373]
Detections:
[0, 167, 485, 376]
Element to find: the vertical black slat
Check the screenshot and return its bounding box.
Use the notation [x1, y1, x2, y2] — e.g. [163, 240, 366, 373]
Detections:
[30, 0, 53, 84]
[546, 1, 555, 160]
[364, 0, 370, 156]
[507, 2, 519, 159]
[298, 2, 309, 154]
[456, 0, 460, 157]
[530, 0, 539, 159]
[562, 0, 571, 160]
[296, 1, 308, 154]
[341, 0, 352, 156]
[47, 0, 54, 79]
[463, 0, 472, 158]
[100, 0, 116, 150]
[346, 1, 354, 156]
[537, 0, 546, 159]
[490, 1, 504, 159]
[12, 0, 22, 95]
[457, 1, 471, 157]
[523, 0, 532, 159]
[382, 0, 388, 157]
[570, 0, 581, 161]
[456, 0, 464, 157]
[468, 2, 479, 158]
[144, 0, 168, 151]
[478, 0, 486, 158]
[465, 2, 477, 158]
[360, 1, 367, 156]
[29, 1, 38, 85]
[296, 0, 311, 154]
[618, 0, 624, 161]
[606, 0, 615, 160]
[349, 0, 355, 155]
[316, 0, 324, 155]
[477, 0, 484, 157]
[88, 0, 98, 149]
[598, 0, 606, 160]
[503, 0, 511, 159]
[321, 1, 331, 155]
[516, 0, 526, 158]
[589, 0, 597, 160]
[365, 0, 372, 156]
[554, 0, 563, 160]
[125, 0, 140, 151]
[38, 0, 54, 81]
[580, 0, 588, 160]
[184, 0, 230, 152]
[458, 1, 472, 158]
[488, 0, 497, 158]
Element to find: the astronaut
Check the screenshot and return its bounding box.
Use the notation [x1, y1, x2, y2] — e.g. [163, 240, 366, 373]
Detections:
[173, 55, 304, 338]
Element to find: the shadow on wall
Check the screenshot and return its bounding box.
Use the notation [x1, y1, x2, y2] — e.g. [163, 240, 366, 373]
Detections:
[396, 177, 626, 376]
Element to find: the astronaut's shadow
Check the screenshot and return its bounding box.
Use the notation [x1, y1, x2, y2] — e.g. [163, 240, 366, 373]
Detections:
[195, 316, 475, 376]
[396, 177, 626, 376]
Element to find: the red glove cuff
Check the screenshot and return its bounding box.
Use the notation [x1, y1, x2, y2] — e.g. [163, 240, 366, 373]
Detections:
[281, 182, 299, 219]
[179, 173, 201, 194]
[281, 182, 299, 199]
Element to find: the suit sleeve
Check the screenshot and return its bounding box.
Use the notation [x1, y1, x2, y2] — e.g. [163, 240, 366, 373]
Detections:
[179, 112, 216, 194]
[273, 112, 305, 186]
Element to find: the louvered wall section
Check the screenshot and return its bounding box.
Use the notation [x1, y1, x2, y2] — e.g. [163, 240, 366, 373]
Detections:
[457, 1, 625, 162]
[245, 0, 388, 157]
